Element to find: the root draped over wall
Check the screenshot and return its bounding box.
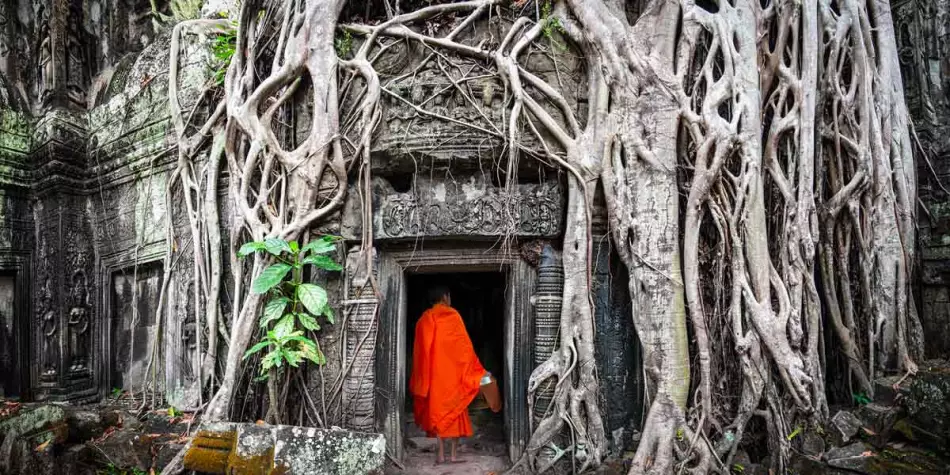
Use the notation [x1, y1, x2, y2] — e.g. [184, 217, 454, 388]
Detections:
[155, 0, 921, 473]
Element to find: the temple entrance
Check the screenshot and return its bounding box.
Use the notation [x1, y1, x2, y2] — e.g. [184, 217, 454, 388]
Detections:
[365, 245, 535, 468]
[0, 271, 25, 399]
[403, 272, 507, 460]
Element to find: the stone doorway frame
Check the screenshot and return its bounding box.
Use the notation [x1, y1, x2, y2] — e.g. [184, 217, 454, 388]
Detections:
[374, 244, 536, 463]
[0, 251, 32, 400]
[97, 248, 164, 401]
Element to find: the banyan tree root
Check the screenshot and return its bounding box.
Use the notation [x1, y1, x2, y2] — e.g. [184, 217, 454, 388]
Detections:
[152, 1, 921, 473]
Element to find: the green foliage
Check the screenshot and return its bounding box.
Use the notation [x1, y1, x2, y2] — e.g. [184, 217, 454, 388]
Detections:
[335, 29, 353, 58]
[167, 406, 182, 418]
[210, 33, 237, 85]
[675, 428, 684, 441]
[852, 391, 872, 406]
[540, 1, 566, 51]
[170, 0, 202, 21]
[240, 235, 342, 378]
[99, 463, 146, 475]
[110, 387, 123, 398]
[731, 464, 745, 474]
[786, 425, 802, 441]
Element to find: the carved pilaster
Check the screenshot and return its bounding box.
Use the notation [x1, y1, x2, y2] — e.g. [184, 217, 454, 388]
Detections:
[342, 247, 379, 432]
[531, 244, 562, 464]
[36, 0, 90, 110]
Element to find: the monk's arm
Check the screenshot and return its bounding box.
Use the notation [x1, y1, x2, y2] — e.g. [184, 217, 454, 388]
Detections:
[445, 310, 486, 381]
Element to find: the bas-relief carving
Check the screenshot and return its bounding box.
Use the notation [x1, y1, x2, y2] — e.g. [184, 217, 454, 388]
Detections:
[66, 270, 90, 375]
[348, 176, 564, 241]
[65, 0, 86, 105]
[37, 10, 52, 104]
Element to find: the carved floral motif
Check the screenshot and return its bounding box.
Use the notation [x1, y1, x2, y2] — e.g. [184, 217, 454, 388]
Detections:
[378, 182, 563, 239]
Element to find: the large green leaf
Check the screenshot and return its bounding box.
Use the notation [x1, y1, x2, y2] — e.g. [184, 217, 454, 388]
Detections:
[251, 263, 292, 294]
[283, 349, 302, 367]
[298, 338, 325, 365]
[273, 314, 295, 339]
[261, 350, 281, 371]
[297, 284, 328, 316]
[264, 238, 292, 256]
[297, 313, 320, 331]
[323, 305, 335, 324]
[243, 340, 271, 359]
[237, 241, 265, 258]
[261, 297, 290, 328]
[301, 254, 343, 272]
[301, 237, 336, 256]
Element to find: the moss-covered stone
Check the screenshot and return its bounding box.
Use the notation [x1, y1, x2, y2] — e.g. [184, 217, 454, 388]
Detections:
[183, 422, 385, 474]
[901, 366, 950, 455]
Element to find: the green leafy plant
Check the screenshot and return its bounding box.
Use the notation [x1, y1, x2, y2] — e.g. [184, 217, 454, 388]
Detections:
[240, 235, 342, 379]
[786, 425, 802, 441]
[335, 29, 353, 58]
[210, 33, 237, 85]
[110, 387, 123, 398]
[540, 1, 566, 51]
[731, 463, 745, 474]
[852, 391, 872, 406]
[167, 406, 183, 418]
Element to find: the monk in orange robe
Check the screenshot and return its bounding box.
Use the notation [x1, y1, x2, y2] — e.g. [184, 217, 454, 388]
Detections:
[409, 285, 488, 464]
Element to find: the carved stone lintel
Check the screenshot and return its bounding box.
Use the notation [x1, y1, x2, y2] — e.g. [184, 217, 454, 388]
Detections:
[344, 176, 565, 241]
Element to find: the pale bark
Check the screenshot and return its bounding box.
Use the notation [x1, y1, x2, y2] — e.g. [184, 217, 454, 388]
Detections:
[152, 1, 921, 472]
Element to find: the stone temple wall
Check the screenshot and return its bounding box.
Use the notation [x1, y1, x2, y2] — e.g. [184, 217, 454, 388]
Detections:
[893, 0, 950, 358]
[0, 0, 946, 461]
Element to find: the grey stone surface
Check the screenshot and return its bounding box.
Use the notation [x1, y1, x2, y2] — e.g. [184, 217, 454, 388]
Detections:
[187, 422, 386, 475]
[0, 404, 68, 473]
[825, 442, 874, 473]
[831, 410, 864, 444]
[800, 431, 826, 457]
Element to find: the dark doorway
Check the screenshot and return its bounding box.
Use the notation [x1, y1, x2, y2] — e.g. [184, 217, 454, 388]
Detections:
[404, 271, 507, 456]
[110, 263, 163, 391]
[0, 271, 25, 399]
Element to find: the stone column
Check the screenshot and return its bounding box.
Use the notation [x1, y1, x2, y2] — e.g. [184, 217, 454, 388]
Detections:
[341, 248, 379, 432]
[530, 244, 562, 464]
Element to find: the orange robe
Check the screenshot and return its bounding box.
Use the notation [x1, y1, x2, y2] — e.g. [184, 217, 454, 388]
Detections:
[409, 303, 486, 438]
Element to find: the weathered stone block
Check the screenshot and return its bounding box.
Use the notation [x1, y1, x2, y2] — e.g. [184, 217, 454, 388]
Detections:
[65, 409, 105, 442]
[183, 422, 386, 474]
[855, 402, 903, 447]
[0, 404, 69, 473]
[800, 431, 826, 457]
[830, 410, 863, 445]
[89, 428, 179, 472]
[900, 364, 950, 455]
[825, 442, 874, 473]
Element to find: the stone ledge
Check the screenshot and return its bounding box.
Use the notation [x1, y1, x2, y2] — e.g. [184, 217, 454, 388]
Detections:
[184, 422, 385, 475]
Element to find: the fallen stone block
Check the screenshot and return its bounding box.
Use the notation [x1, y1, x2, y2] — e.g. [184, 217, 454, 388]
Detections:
[89, 427, 180, 472]
[825, 442, 874, 473]
[901, 366, 950, 455]
[799, 430, 825, 457]
[830, 410, 863, 445]
[855, 402, 902, 445]
[66, 409, 105, 443]
[0, 404, 69, 473]
[183, 422, 385, 474]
